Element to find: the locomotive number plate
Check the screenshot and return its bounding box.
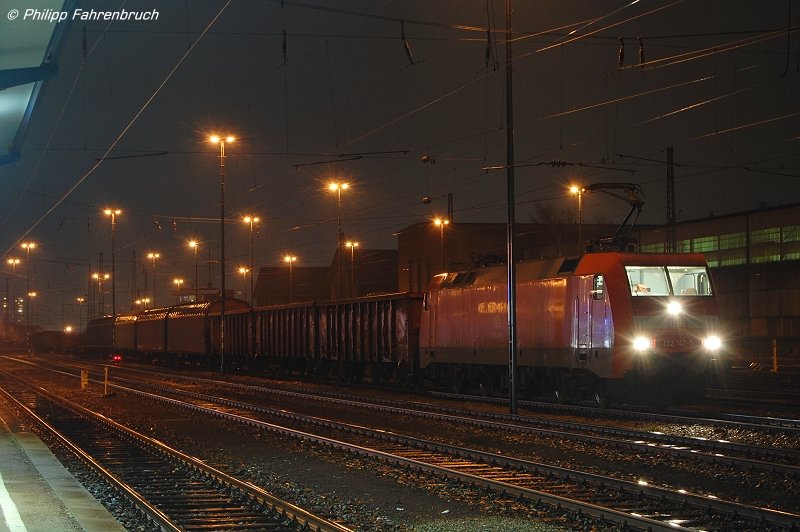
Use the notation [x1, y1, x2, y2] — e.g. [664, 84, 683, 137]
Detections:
[659, 337, 698, 348]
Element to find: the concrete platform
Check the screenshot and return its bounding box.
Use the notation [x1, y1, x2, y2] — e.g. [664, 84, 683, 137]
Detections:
[0, 399, 125, 532]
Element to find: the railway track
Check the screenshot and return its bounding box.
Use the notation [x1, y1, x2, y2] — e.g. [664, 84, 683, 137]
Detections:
[43, 365, 800, 531]
[91, 362, 800, 474]
[0, 370, 351, 532]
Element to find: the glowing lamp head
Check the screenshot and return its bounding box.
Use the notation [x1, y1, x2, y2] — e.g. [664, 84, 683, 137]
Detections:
[569, 185, 581, 195]
[188, 240, 198, 249]
[666, 301, 683, 316]
[703, 335, 722, 351]
[633, 336, 652, 352]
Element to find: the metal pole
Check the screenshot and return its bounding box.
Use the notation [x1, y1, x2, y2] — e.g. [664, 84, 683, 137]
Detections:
[194, 246, 199, 302]
[505, 0, 519, 415]
[250, 221, 255, 305]
[219, 140, 226, 373]
[288, 261, 293, 303]
[577, 189, 583, 254]
[110, 212, 116, 354]
[350, 245, 355, 298]
[25, 248, 31, 353]
[337, 190, 343, 299]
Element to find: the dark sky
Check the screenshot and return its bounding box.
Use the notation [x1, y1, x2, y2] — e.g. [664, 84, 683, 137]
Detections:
[2, 0, 799, 329]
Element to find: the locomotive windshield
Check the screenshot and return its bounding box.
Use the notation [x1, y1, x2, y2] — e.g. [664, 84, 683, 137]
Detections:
[626, 265, 712, 296]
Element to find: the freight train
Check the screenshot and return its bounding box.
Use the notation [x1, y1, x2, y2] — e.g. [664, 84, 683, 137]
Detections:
[85, 252, 724, 404]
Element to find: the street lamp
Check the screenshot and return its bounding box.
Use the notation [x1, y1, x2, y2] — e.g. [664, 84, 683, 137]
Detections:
[569, 185, 584, 254]
[173, 278, 185, 302]
[146, 252, 160, 307]
[27, 291, 37, 344]
[327, 181, 349, 298]
[283, 255, 297, 303]
[91, 273, 110, 316]
[7, 258, 20, 329]
[237, 266, 249, 300]
[21, 241, 36, 352]
[242, 215, 260, 305]
[345, 241, 359, 298]
[210, 133, 235, 372]
[104, 208, 121, 353]
[76, 296, 85, 332]
[188, 240, 200, 302]
[433, 217, 450, 271]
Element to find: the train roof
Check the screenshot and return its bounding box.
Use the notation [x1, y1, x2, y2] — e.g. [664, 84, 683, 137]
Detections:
[86, 298, 251, 328]
[430, 252, 709, 290]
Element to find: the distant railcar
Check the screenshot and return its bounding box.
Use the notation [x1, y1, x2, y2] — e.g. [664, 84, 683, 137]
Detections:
[315, 293, 423, 383]
[115, 314, 137, 353]
[85, 316, 114, 356]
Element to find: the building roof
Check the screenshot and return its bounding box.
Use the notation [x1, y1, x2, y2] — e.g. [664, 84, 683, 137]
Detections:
[0, 0, 75, 165]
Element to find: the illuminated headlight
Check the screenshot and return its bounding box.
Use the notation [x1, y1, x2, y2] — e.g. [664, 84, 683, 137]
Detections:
[667, 301, 683, 315]
[633, 336, 652, 352]
[703, 335, 722, 351]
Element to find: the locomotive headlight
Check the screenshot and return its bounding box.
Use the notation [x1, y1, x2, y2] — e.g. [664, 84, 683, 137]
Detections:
[703, 335, 722, 351]
[633, 336, 652, 352]
[666, 301, 683, 315]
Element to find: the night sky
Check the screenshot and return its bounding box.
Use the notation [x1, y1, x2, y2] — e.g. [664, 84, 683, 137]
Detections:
[2, 0, 799, 329]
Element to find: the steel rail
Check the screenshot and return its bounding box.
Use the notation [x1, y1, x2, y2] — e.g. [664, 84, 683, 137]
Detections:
[0, 370, 352, 532]
[97, 376, 800, 531]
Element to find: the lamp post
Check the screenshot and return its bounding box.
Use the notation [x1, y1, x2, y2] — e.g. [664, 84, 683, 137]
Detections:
[76, 296, 85, 333]
[237, 267, 249, 300]
[173, 278, 184, 302]
[210, 133, 234, 372]
[327, 181, 349, 298]
[283, 255, 297, 303]
[21, 242, 36, 352]
[569, 185, 584, 254]
[242, 216, 259, 305]
[7, 258, 20, 332]
[104, 208, 121, 353]
[27, 292, 37, 340]
[345, 241, 358, 298]
[433, 217, 450, 271]
[146, 252, 160, 307]
[188, 240, 200, 302]
[91, 273, 110, 316]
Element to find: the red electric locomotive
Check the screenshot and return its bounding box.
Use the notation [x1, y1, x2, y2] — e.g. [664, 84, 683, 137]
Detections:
[419, 252, 723, 404]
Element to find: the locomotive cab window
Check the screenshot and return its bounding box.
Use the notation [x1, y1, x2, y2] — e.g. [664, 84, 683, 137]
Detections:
[667, 266, 712, 296]
[625, 266, 669, 296]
